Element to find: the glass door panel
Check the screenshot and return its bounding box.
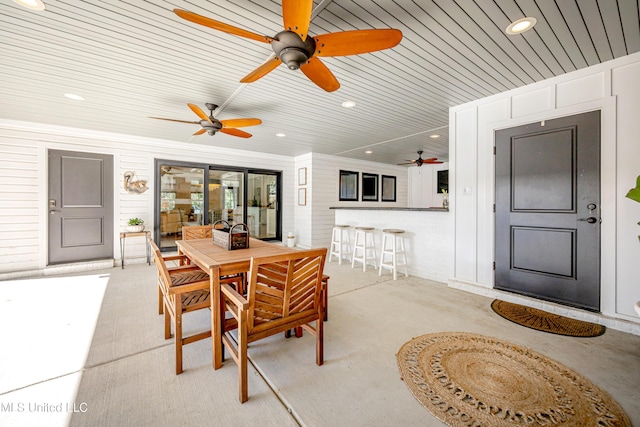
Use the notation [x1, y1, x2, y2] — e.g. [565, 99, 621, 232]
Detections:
[156, 161, 280, 251]
[248, 172, 278, 239]
[159, 165, 204, 249]
[208, 169, 244, 228]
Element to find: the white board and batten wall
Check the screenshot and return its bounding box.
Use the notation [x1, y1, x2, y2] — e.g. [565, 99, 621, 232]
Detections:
[449, 51, 640, 331]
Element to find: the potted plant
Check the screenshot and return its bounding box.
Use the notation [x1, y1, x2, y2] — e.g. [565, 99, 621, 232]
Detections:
[127, 217, 145, 232]
[626, 175, 640, 242]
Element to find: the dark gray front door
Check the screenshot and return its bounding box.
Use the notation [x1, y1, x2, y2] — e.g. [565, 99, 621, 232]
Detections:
[495, 111, 601, 311]
[48, 150, 113, 264]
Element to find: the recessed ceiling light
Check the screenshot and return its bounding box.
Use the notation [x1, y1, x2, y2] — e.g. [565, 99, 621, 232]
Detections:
[276, 133, 286, 137]
[364, 150, 372, 154]
[64, 93, 84, 101]
[13, 0, 45, 11]
[341, 100, 356, 108]
[430, 134, 440, 139]
[506, 17, 537, 35]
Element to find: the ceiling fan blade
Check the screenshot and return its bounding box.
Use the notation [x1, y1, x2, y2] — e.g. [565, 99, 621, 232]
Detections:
[423, 157, 438, 162]
[149, 117, 199, 125]
[240, 55, 282, 83]
[397, 162, 415, 165]
[188, 103, 213, 124]
[300, 57, 340, 92]
[173, 9, 273, 43]
[220, 118, 262, 128]
[424, 160, 444, 164]
[220, 128, 252, 138]
[193, 128, 206, 136]
[314, 29, 403, 57]
[282, 0, 313, 40]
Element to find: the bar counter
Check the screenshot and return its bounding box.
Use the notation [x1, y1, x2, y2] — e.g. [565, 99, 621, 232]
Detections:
[330, 206, 452, 283]
[330, 207, 448, 211]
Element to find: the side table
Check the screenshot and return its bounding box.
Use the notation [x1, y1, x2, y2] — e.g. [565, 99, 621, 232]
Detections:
[119, 231, 151, 269]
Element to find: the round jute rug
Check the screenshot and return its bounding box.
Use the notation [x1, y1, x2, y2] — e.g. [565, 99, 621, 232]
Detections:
[397, 332, 631, 426]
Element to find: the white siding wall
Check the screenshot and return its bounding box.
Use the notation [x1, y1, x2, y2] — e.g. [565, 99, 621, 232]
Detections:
[0, 136, 39, 272]
[0, 122, 295, 275]
[297, 153, 408, 250]
[449, 51, 640, 324]
[0, 122, 411, 276]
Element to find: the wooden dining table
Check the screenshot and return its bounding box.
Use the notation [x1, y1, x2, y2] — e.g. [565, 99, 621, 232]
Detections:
[175, 237, 299, 369]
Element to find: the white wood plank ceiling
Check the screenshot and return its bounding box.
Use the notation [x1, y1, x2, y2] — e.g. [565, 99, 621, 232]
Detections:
[1, 0, 638, 166]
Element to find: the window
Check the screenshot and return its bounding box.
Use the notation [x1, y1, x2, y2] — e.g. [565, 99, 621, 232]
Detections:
[339, 170, 359, 201]
[438, 170, 449, 193]
[161, 192, 176, 211]
[381, 175, 396, 202]
[361, 173, 378, 201]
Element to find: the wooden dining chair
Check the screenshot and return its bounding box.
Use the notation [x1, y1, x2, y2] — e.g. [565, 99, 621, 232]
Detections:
[179, 225, 213, 266]
[150, 239, 213, 374]
[148, 234, 208, 316]
[182, 223, 246, 294]
[182, 224, 213, 240]
[219, 248, 327, 403]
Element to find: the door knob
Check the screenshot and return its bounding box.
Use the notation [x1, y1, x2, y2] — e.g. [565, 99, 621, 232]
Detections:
[577, 217, 597, 224]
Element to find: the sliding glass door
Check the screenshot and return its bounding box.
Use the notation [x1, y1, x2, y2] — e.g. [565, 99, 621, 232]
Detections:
[155, 160, 281, 250]
[248, 172, 279, 239]
[158, 165, 205, 249]
[207, 169, 244, 227]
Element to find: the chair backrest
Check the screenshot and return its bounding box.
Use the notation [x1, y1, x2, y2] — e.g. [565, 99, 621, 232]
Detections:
[182, 224, 213, 240]
[149, 239, 172, 295]
[245, 248, 327, 334]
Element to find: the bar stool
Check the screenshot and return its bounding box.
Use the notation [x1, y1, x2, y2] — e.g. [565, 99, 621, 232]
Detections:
[379, 229, 408, 280]
[329, 224, 351, 265]
[351, 227, 377, 271]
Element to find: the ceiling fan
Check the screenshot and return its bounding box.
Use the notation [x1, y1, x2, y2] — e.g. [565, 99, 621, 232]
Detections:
[173, 1, 403, 92]
[150, 103, 261, 138]
[398, 151, 443, 167]
[160, 166, 179, 176]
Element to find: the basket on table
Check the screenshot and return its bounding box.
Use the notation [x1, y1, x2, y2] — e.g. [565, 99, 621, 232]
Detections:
[212, 220, 250, 250]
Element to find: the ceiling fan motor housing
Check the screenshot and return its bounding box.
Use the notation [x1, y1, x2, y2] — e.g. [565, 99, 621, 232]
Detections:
[200, 119, 222, 135]
[272, 31, 316, 70]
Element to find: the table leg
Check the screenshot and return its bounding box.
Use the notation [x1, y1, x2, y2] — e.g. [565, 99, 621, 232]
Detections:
[211, 268, 223, 370]
[145, 232, 151, 265]
[120, 236, 125, 269]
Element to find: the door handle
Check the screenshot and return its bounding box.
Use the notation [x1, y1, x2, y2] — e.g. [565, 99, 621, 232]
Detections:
[577, 217, 598, 224]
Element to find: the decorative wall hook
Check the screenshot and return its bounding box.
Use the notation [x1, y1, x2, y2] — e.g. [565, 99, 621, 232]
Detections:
[123, 171, 149, 193]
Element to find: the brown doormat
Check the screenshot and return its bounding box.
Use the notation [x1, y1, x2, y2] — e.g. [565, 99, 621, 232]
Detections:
[491, 299, 605, 337]
[397, 332, 631, 426]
